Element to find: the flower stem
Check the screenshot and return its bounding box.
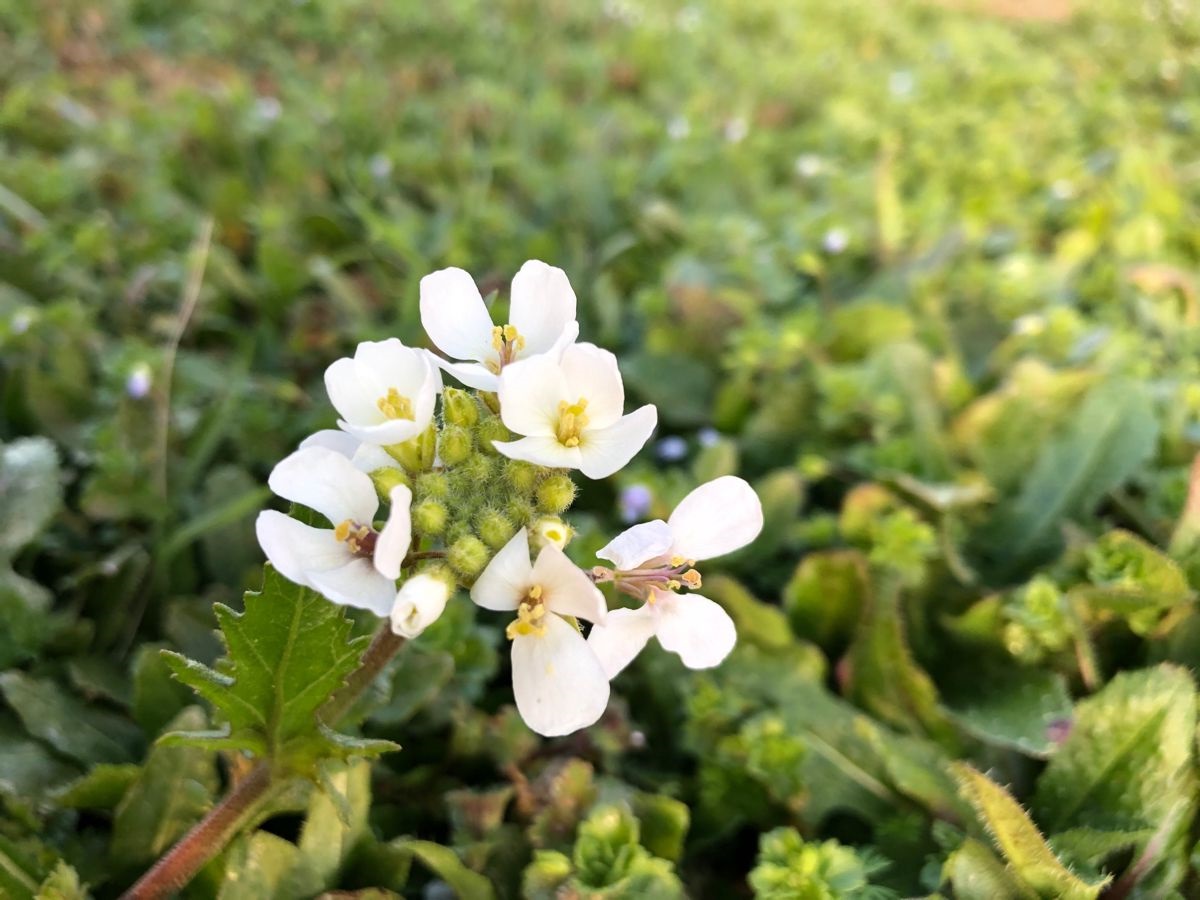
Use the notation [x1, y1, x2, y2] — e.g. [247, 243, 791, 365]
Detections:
[120, 622, 406, 900]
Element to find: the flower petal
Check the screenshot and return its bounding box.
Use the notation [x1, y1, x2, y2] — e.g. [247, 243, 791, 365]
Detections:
[511, 614, 610, 736]
[436, 358, 499, 392]
[373, 485, 412, 579]
[420, 267, 494, 362]
[576, 405, 657, 480]
[654, 591, 737, 669]
[492, 435, 582, 470]
[531, 544, 606, 624]
[470, 528, 533, 611]
[256, 511, 352, 587]
[354, 338, 431, 397]
[587, 606, 657, 678]
[508, 260, 578, 355]
[337, 417, 426, 447]
[390, 573, 450, 638]
[267, 446, 379, 525]
[351, 443, 400, 473]
[497, 353, 567, 437]
[300, 429, 360, 458]
[667, 476, 763, 562]
[561, 343, 623, 429]
[308, 558, 397, 615]
[597, 520, 674, 571]
[325, 357, 380, 427]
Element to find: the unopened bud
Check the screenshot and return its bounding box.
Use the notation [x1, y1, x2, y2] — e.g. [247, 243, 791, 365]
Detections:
[532, 516, 571, 551]
[505, 460, 540, 493]
[439, 424, 473, 466]
[459, 454, 494, 484]
[506, 497, 536, 527]
[413, 497, 448, 536]
[536, 473, 576, 514]
[478, 508, 517, 550]
[390, 571, 452, 638]
[449, 535, 490, 579]
[442, 388, 480, 428]
[369, 466, 410, 500]
[476, 416, 511, 454]
[417, 471, 450, 500]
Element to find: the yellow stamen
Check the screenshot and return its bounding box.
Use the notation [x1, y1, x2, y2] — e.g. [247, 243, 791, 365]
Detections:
[669, 555, 686, 568]
[376, 387, 414, 420]
[681, 569, 702, 589]
[492, 324, 527, 365]
[556, 398, 590, 448]
[506, 585, 548, 639]
[334, 520, 352, 542]
[333, 519, 372, 553]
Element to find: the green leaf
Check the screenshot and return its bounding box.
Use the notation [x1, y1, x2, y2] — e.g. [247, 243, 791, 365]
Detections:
[111, 706, 220, 866]
[131, 642, 195, 735]
[631, 794, 690, 864]
[52, 764, 140, 811]
[0, 437, 62, 556]
[368, 646, 455, 727]
[953, 764, 1108, 899]
[942, 838, 1036, 900]
[783, 549, 870, 650]
[1031, 665, 1196, 892]
[944, 668, 1073, 758]
[979, 380, 1159, 577]
[162, 565, 388, 771]
[0, 672, 143, 766]
[395, 839, 497, 900]
[33, 861, 86, 900]
[0, 572, 54, 669]
[0, 719, 79, 804]
[217, 831, 324, 900]
[299, 760, 371, 883]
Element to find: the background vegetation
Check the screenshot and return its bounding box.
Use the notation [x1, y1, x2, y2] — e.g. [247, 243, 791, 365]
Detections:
[3, 0, 1200, 896]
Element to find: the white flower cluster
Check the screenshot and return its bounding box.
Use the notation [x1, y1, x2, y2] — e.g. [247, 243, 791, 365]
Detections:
[255, 260, 762, 737]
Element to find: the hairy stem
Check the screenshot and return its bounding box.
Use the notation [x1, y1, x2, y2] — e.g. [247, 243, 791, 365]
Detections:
[120, 622, 406, 900]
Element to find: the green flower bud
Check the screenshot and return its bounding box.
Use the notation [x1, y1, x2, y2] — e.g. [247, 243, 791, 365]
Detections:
[478, 508, 517, 550]
[449, 535, 490, 579]
[369, 466, 410, 501]
[439, 424, 473, 466]
[446, 522, 475, 546]
[458, 453, 495, 485]
[536, 473, 576, 514]
[442, 387, 480, 428]
[413, 497, 448, 536]
[476, 415, 511, 454]
[506, 497, 536, 527]
[505, 460, 540, 493]
[416, 471, 450, 500]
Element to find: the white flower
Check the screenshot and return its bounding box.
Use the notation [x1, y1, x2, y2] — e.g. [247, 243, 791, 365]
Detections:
[587, 476, 762, 677]
[470, 528, 610, 737]
[420, 260, 580, 392]
[255, 446, 412, 615]
[324, 339, 441, 446]
[390, 573, 451, 638]
[492, 342, 657, 480]
[300, 429, 401, 474]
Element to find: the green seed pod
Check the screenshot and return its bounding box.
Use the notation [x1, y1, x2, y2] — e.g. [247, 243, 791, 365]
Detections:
[369, 466, 410, 501]
[476, 416, 511, 454]
[536, 473, 577, 514]
[505, 460, 540, 493]
[478, 508, 517, 550]
[416, 471, 450, 500]
[442, 388, 480, 428]
[449, 535, 490, 579]
[413, 497, 448, 536]
[439, 424, 473, 467]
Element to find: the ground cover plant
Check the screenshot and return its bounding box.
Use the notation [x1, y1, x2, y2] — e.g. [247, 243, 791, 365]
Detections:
[3, 0, 1200, 896]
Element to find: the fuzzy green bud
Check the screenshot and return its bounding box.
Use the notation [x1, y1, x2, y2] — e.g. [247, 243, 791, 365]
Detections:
[478, 508, 518, 550]
[506, 497, 536, 527]
[439, 424, 473, 466]
[536, 473, 577, 514]
[442, 388, 480, 428]
[369, 466, 410, 501]
[416, 471, 450, 500]
[458, 453, 495, 485]
[413, 497, 448, 536]
[476, 416, 511, 454]
[449, 535, 490, 579]
[505, 460, 540, 493]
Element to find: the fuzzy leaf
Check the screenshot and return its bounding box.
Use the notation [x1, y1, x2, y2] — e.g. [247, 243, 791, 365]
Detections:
[953, 764, 1108, 899]
[944, 668, 1073, 758]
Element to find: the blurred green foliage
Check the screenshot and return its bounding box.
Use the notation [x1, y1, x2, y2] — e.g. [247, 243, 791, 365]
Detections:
[4, 0, 1200, 896]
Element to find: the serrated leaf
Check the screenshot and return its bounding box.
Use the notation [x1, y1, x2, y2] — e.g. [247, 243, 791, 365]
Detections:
[0, 672, 143, 766]
[0, 437, 62, 556]
[953, 764, 1108, 900]
[395, 839, 497, 900]
[1031, 665, 1196, 892]
[163, 565, 384, 771]
[111, 706, 220, 865]
[979, 380, 1159, 577]
[944, 668, 1073, 758]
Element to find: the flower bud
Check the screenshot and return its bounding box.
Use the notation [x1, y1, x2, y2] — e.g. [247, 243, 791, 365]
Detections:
[390, 571, 452, 638]
[476, 416, 511, 454]
[439, 424, 473, 467]
[536, 473, 576, 514]
[442, 388, 480, 428]
[413, 497, 448, 536]
[458, 454, 495, 485]
[369, 466, 410, 501]
[416, 471, 449, 500]
[449, 535, 490, 579]
[505, 460, 540, 493]
[478, 508, 517, 550]
[532, 516, 571, 551]
[506, 497, 536, 527]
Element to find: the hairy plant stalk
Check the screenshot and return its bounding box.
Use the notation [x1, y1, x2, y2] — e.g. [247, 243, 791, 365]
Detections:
[120, 622, 406, 900]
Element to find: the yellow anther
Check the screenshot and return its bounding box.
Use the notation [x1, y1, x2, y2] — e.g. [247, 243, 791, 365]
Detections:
[333, 519, 372, 553]
[681, 569, 702, 589]
[334, 520, 352, 542]
[491, 325, 505, 351]
[555, 398, 590, 448]
[528, 584, 543, 601]
[669, 555, 686, 568]
[376, 387, 414, 420]
[506, 594, 547, 640]
[667, 579, 681, 590]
